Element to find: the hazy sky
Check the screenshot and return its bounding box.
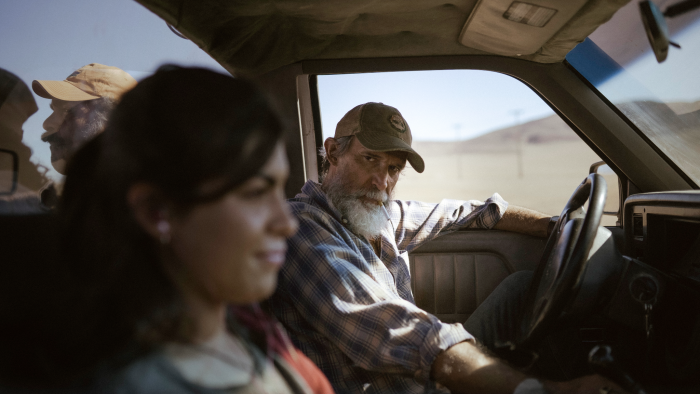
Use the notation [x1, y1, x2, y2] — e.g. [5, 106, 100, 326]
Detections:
[318, 70, 555, 142]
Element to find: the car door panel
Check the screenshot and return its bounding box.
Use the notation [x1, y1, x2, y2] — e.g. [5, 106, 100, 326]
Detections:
[409, 230, 546, 323]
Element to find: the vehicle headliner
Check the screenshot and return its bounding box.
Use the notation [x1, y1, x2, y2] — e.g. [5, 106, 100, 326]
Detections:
[135, 0, 631, 75]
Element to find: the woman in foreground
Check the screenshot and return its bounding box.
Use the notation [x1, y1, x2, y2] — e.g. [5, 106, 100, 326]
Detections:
[56, 66, 333, 393]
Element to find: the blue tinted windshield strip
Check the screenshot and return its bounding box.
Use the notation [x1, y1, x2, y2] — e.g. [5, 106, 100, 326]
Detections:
[566, 38, 624, 86]
[562, 59, 698, 189]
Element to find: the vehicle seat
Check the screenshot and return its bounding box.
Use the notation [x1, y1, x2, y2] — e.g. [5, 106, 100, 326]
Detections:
[0, 213, 63, 387]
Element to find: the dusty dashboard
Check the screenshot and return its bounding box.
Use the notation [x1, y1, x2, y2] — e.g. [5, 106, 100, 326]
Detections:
[611, 191, 700, 386]
[624, 191, 700, 278]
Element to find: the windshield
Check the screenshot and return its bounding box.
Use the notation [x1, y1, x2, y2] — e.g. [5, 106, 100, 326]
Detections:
[566, 0, 700, 187]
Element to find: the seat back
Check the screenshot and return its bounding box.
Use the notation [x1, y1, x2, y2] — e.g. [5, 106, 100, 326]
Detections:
[0, 213, 64, 387]
[409, 230, 547, 323]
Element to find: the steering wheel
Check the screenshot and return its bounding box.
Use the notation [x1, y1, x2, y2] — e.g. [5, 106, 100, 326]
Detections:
[518, 173, 607, 346]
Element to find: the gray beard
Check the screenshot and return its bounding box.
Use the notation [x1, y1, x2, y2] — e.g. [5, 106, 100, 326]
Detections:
[323, 175, 391, 240]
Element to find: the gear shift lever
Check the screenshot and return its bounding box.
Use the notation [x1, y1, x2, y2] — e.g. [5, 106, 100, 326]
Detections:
[588, 345, 647, 394]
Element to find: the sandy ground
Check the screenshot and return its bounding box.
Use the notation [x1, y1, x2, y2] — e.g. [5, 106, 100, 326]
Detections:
[394, 138, 620, 227]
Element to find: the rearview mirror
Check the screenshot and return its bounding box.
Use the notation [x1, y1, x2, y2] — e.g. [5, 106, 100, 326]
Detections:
[639, 0, 700, 63]
[0, 148, 19, 196]
[640, 0, 672, 63]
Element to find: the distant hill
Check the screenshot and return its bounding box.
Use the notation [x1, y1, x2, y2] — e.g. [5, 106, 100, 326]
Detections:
[413, 100, 700, 156]
[413, 113, 578, 155]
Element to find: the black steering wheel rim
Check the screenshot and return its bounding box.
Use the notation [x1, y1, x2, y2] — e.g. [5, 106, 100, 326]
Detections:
[518, 173, 607, 346]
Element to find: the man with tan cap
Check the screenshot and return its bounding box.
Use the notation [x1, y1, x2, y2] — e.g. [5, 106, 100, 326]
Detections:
[32, 63, 136, 174]
[268, 103, 622, 394]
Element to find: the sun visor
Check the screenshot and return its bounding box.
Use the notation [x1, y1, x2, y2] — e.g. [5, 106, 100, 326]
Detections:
[459, 0, 588, 56]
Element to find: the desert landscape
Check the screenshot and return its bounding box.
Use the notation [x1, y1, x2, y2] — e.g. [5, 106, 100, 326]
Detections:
[393, 113, 620, 227]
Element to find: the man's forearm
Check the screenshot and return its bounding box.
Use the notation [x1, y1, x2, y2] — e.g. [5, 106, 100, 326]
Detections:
[431, 342, 629, 394]
[431, 341, 527, 393]
[493, 205, 550, 238]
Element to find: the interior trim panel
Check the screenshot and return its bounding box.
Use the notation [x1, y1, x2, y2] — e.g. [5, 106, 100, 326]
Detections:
[409, 230, 546, 322]
[410, 252, 512, 323]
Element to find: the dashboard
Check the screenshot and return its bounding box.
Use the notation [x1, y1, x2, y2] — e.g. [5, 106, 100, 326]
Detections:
[624, 191, 700, 281]
[609, 191, 700, 386]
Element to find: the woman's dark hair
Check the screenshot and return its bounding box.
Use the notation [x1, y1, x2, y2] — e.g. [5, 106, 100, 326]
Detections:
[54, 66, 283, 383]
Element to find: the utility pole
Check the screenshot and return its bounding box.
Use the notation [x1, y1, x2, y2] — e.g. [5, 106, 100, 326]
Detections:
[453, 123, 462, 179]
[510, 110, 524, 179]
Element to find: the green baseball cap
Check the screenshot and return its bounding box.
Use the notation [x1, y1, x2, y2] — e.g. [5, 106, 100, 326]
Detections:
[334, 102, 425, 173]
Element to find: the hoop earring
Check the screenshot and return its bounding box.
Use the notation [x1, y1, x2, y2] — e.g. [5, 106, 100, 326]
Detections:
[157, 219, 171, 244]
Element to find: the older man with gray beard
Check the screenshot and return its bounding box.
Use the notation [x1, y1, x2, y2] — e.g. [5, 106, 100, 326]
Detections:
[268, 103, 622, 394]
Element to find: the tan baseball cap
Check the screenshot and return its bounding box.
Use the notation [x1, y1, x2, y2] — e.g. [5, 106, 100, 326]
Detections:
[335, 102, 425, 173]
[32, 63, 137, 102]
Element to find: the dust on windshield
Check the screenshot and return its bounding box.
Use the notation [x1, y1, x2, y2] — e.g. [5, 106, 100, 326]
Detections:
[566, 0, 700, 187]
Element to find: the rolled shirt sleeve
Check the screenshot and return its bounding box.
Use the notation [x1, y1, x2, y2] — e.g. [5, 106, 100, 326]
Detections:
[391, 193, 509, 253]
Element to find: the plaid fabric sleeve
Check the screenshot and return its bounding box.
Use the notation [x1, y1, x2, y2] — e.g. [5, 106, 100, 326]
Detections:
[278, 208, 473, 380]
[390, 192, 509, 252]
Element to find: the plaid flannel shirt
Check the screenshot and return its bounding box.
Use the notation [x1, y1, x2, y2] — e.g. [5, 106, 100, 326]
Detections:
[268, 181, 508, 394]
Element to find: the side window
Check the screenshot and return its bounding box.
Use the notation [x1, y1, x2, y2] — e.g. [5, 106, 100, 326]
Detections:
[318, 71, 618, 226]
[1, 1, 227, 201]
